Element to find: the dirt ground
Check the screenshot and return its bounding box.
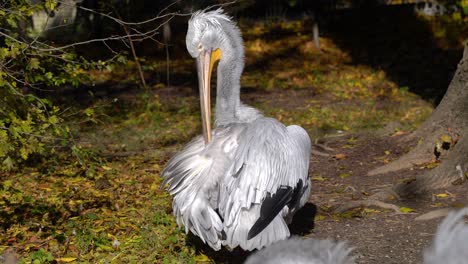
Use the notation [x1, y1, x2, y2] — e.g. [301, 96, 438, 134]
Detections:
[305, 132, 468, 264]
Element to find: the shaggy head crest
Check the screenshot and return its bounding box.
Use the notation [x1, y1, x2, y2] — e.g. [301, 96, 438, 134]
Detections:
[189, 8, 233, 29]
[186, 8, 242, 59]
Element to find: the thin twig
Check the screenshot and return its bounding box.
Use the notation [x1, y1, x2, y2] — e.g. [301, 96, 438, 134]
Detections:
[120, 17, 147, 92]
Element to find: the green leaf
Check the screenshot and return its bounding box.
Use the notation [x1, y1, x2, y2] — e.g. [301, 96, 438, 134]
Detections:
[2, 157, 15, 171]
[3, 180, 12, 189]
[45, 72, 53, 79]
[20, 147, 29, 160]
[6, 17, 18, 28]
[28, 58, 40, 70]
[48, 115, 59, 125]
[84, 108, 94, 117]
[45, 0, 57, 11]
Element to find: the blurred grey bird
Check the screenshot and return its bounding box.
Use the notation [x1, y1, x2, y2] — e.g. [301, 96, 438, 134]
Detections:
[161, 9, 311, 251]
[244, 237, 354, 264]
[424, 207, 468, 264]
[244, 207, 468, 264]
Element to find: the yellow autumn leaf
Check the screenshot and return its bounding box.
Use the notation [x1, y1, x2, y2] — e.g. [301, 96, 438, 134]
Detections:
[424, 162, 440, 169]
[363, 208, 381, 213]
[101, 165, 112, 171]
[56, 257, 77, 263]
[314, 215, 327, 221]
[440, 134, 451, 143]
[312, 176, 328, 181]
[97, 244, 113, 251]
[400, 207, 414, 213]
[194, 253, 211, 262]
[339, 173, 351, 179]
[435, 193, 449, 198]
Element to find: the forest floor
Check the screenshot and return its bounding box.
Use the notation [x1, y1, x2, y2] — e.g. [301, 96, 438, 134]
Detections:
[1, 11, 467, 264]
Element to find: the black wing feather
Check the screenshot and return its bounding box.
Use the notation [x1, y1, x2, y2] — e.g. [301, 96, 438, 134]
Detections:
[247, 186, 293, 240]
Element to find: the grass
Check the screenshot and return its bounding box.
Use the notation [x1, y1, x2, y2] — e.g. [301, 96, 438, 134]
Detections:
[1, 14, 455, 262]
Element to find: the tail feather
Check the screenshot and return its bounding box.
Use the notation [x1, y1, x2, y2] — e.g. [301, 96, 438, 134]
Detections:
[187, 197, 223, 249]
[161, 137, 224, 250]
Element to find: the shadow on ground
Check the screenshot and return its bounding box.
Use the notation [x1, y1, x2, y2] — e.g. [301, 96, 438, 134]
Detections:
[186, 202, 316, 263]
[327, 5, 463, 104]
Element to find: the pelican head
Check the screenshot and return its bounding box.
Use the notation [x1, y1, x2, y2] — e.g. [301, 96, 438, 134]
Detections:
[186, 9, 242, 144]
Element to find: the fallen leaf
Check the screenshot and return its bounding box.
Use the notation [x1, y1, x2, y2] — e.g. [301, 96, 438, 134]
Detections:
[435, 193, 450, 198]
[421, 161, 440, 169]
[56, 257, 77, 263]
[440, 134, 451, 143]
[339, 173, 351, 179]
[363, 208, 381, 213]
[391, 130, 407, 137]
[194, 253, 211, 262]
[101, 165, 112, 171]
[314, 215, 326, 221]
[312, 176, 328, 181]
[399, 207, 414, 213]
[333, 153, 347, 160]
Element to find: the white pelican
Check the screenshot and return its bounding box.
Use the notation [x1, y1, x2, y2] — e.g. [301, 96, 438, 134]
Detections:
[244, 237, 354, 264]
[162, 9, 311, 251]
[243, 208, 468, 263]
[424, 207, 468, 264]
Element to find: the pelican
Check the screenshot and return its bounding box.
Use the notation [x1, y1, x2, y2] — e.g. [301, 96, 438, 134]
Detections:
[244, 237, 354, 264]
[162, 9, 311, 251]
[423, 207, 468, 264]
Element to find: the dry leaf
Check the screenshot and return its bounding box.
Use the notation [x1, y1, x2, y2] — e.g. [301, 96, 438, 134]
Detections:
[333, 153, 347, 160]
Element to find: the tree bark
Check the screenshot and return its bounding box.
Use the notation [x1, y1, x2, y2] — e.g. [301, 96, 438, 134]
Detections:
[368, 41, 468, 194]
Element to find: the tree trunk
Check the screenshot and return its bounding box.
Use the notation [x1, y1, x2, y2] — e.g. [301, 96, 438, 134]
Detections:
[313, 22, 320, 50]
[369, 41, 468, 194]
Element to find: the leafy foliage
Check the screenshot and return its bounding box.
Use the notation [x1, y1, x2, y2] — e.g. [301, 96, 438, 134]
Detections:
[0, 1, 112, 171]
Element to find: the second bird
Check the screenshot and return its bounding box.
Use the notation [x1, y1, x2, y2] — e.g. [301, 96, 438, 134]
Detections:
[162, 9, 311, 251]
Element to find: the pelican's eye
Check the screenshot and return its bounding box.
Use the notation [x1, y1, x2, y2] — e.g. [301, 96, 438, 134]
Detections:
[198, 43, 203, 51]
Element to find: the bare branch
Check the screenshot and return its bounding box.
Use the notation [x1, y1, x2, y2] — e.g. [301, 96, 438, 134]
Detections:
[77, 1, 190, 26]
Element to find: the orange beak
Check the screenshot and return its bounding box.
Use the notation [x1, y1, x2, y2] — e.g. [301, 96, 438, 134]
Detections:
[196, 48, 221, 145]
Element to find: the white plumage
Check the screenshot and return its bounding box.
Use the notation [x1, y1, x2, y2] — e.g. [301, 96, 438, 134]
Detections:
[424, 207, 468, 264]
[162, 9, 311, 251]
[244, 237, 354, 264]
[245, 207, 468, 264]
